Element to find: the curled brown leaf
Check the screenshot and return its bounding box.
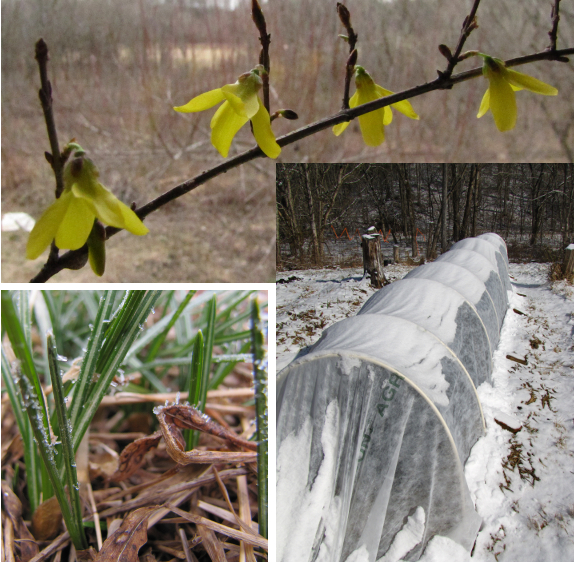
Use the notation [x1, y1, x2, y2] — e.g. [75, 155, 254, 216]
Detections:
[155, 405, 257, 466]
[109, 431, 162, 482]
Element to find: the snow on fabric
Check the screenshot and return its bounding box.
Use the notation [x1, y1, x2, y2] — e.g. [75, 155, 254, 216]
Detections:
[434, 249, 507, 327]
[358, 279, 492, 387]
[277, 234, 512, 561]
[451, 236, 511, 295]
[403, 261, 500, 353]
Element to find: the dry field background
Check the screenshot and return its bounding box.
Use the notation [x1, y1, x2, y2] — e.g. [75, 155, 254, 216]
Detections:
[1, 0, 573, 281]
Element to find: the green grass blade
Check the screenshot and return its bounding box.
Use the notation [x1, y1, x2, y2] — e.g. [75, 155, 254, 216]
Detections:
[1, 292, 51, 441]
[187, 330, 204, 449]
[251, 299, 268, 539]
[46, 334, 87, 550]
[69, 290, 117, 431]
[208, 341, 252, 390]
[214, 330, 252, 345]
[73, 290, 162, 451]
[14, 364, 78, 547]
[146, 290, 196, 362]
[198, 295, 217, 413]
[1, 348, 41, 512]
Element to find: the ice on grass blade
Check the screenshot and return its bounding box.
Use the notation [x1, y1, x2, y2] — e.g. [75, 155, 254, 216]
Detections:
[46, 333, 88, 549]
[251, 298, 268, 539]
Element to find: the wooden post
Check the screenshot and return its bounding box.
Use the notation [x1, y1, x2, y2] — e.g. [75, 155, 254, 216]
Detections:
[393, 245, 400, 264]
[563, 244, 574, 278]
[361, 234, 387, 288]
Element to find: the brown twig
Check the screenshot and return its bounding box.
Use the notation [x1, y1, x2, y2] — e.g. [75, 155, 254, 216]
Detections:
[251, 0, 270, 113]
[29, 46, 573, 283]
[337, 3, 359, 109]
[437, 0, 482, 83]
[35, 39, 65, 198]
[547, 0, 562, 54]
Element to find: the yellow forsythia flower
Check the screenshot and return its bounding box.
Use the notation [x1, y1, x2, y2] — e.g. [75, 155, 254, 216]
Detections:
[174, 66, 280, 158]
[333, 66, 419, 146]
[26, 150, 148, 263]
[477, 55, 558, 132]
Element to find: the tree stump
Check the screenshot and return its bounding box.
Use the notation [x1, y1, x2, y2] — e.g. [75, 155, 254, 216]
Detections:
[393, 245, 400, 264]
[361, 234, 388, 288]
[563, 244, 574, 279]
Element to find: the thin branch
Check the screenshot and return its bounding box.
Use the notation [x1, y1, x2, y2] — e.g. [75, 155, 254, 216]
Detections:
[35, 39, 65, 198]
[438, 0, 482, 80]
[29, 47, 573, 283]
[251, 0, 271, 113]
[547, 0, 561, 53]
[337, 3, 359, 110]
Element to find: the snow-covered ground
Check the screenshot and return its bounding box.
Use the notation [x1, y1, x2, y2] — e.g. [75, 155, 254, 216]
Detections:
[276, 262, 574, 561]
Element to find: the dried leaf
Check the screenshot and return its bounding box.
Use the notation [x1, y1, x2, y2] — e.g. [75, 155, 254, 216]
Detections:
[31, 496, 62, 540]
[94, 507, 159, 561]
[89, 448, 119, 481]
[109, 432, 162, 482]
[1, 433, 24, 465]
[155, 405, 257, 466]
[1, 481, 40, 561]
[162, 405, 257, 450]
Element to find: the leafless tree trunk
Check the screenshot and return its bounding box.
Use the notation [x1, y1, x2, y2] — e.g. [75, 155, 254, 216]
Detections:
[303, 164, 322, 265]
[441, 163, 447, 252]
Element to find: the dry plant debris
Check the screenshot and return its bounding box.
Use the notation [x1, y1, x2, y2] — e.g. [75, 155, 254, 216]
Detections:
[2, 387, 266, 561]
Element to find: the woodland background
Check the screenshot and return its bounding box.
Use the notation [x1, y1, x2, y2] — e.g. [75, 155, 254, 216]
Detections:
[276, 163, 574, 268]
[1, 0, 573, 281]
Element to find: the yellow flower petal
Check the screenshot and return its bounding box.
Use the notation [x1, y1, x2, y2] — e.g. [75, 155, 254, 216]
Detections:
[333, 90, 357, 136]
[477, 88, 490, 118]
[333, 121, 351, 136]
[115, 203, 149, 236]
[382, 106, 393, 126]
[378, 92, 419, 121]
[87, 228, 106, 277]
[54, 194, 95, 250]
[250, 99, 281, 158]
[348, 90, 360, 109]
[174, 89, 225, 112]
[72, 182, 148, 236]
[355, 81, 380, 106]
[26, 193, 70, 259]
[504, 69, 558, 96]
[488, 72, 517, 132]
[210, 100, 249, 157]
[358, 110, 385, 147]
[221, 84, 259, 119]
[370, 86, 392, 124]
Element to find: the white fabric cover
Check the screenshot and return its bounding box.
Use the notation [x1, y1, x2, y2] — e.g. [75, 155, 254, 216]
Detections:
[277, 234, 512, 562]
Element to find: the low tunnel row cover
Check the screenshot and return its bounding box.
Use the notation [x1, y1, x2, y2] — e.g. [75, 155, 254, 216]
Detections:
[277, 233, 512, 562]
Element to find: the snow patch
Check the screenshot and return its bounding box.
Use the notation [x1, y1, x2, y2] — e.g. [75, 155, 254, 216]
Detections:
[413, 535, 471, 562]
[277, 401, 341, 562]
[377, 506, 426, 562]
